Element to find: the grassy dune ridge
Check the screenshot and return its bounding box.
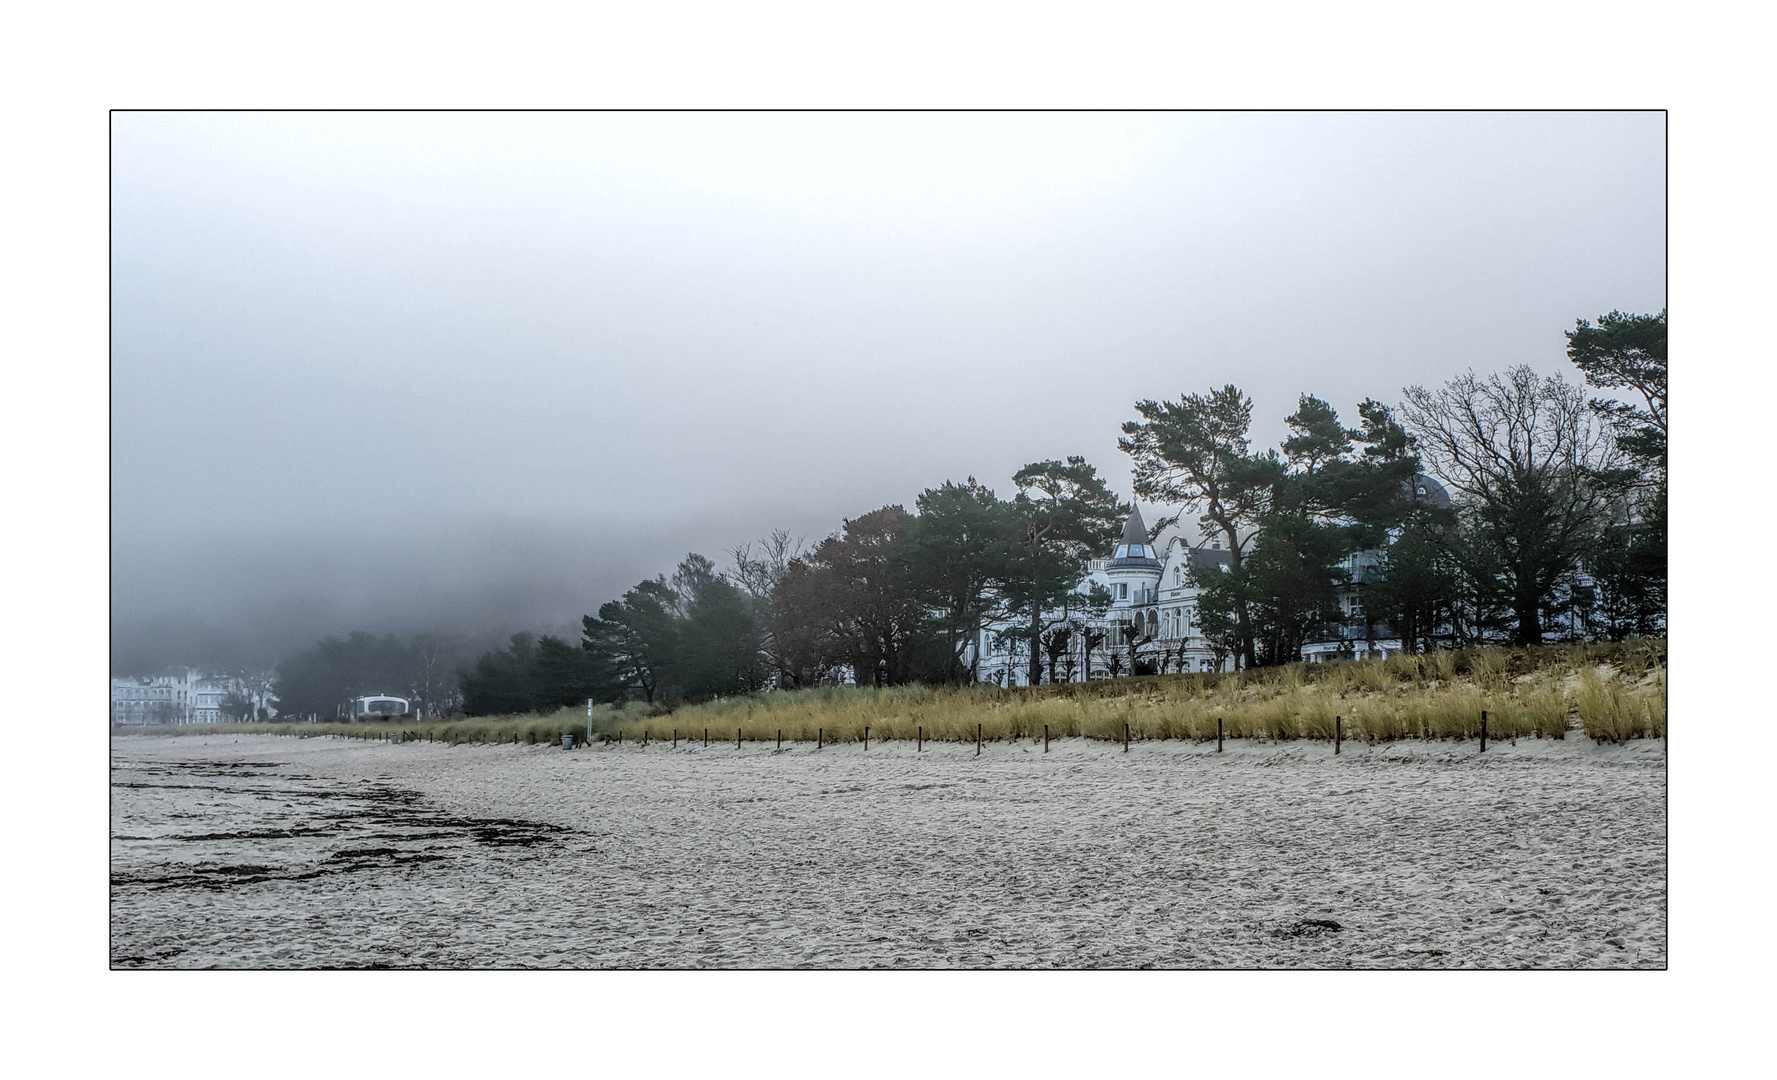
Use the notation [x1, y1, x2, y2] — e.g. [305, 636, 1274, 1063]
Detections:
[127, 640, 1664, 747]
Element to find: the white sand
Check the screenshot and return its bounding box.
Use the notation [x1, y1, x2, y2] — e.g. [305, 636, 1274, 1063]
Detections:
[110, 733, 1665, 968]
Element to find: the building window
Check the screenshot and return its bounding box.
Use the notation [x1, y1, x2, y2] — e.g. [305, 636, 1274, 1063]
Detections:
[1118, 583, 1127, 599]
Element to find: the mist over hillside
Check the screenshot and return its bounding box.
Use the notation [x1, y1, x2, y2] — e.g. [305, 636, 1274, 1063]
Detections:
[109, 510, 839, 673]
[109, 112, 1665, 676]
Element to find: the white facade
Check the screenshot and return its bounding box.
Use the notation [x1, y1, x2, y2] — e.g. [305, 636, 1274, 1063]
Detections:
[977, 504, 1237, 686]
[191, 678, 229, 723]
[349, 695, 411, 719]
[1299, 549, 1405, 663]
[111, 670, 277, 725]
[111, 669, 199, 725]
[1299, 473, 1455, 662]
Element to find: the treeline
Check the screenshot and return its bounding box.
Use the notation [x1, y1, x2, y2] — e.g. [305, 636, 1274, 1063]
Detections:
[1384, 310, 1665, 650]
[271, 631, 475, 720]
[1128, 311, 1665, 666]
[455, 555, 776, 715]
[458, 461, 1136, 711]
[457, 308, 1669, 715]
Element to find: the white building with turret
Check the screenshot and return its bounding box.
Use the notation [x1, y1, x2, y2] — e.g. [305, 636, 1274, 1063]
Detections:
[976, 503, 1237, 686]
[974, 478, 1459, 684]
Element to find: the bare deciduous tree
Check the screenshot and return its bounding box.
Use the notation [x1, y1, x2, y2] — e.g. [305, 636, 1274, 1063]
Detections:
[410, 632, 466, 717]
[730, 529, 806, 689]
[1399, 366, 1620, 645]
[1040, 626, 1071, 684]
[1081, 626, 1106, 681]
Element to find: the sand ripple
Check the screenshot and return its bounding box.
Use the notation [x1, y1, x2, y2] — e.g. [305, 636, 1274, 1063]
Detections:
[109, 734, 1666, 969]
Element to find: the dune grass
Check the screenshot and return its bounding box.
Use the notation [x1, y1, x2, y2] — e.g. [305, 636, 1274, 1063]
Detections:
[1574, 666, 1666, 743]
[119, 639, 1665, 747]
[603, 638, 1663, 746]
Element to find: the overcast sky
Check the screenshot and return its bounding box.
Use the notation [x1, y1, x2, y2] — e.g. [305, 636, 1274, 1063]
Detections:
[110, 111, 1665, 672]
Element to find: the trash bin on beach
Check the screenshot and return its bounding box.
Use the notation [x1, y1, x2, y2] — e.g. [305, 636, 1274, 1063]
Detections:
[561, 734, 574, 750]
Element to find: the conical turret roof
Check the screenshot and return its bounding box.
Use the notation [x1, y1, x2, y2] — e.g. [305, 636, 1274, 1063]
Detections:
[1108, 503, 1162, 569]
[1120, 503, 1149, 547]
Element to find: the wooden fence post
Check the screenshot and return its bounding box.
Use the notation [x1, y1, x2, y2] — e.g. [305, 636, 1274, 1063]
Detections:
[1335, 715, 1341, 755]
[864, 726, 869, 750]
[1044, 724, 1049, 753]
[976, 723, 981, 756]
[673, 728, 677, 749]
[1124, 722, 1129, 753]
[1217, 717, 1223, 753]
[737, 728, 741, 749]
[1480, 710, 1487, 753]
[818, 727, 822, 749]
[704, 728, 708, 748]
[777, 729, 782, 750]
[917, 725, 922, 752]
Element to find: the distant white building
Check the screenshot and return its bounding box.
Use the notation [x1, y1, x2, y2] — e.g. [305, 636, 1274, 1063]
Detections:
[1298, 548, 1398, 663]
[347, 695, 411, 719]
[190, 678, 225, 723]
[976, 503, 1237, 686]
[975, 477, 1463, 683]
[111, 669, 199, 725]
[1300, 473, 1453, 663]
[111, 670, 277, 725]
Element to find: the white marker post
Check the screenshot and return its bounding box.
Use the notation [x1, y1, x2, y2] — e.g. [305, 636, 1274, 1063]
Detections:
[587, 698, 594, 745]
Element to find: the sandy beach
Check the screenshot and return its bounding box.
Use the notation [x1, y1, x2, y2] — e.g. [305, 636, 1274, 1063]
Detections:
[110, 732, 1665, 969]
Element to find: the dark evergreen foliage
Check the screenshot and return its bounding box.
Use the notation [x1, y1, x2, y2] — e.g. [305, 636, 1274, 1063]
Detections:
[1005, 457, 1127, 685]
[459, 633, 540, 716]
[273, 630, 474, 719]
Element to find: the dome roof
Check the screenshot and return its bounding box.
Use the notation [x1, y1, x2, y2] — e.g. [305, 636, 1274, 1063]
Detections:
[1403, 472, 1452, 508]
